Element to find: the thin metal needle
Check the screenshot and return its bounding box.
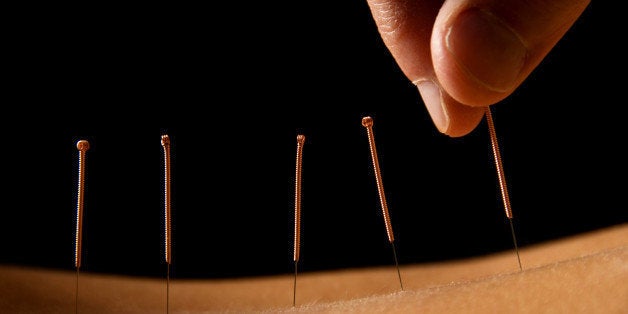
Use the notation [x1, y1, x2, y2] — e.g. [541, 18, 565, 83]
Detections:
[161, 134, 172, 313]
[509, 218, 522, 270]
[293, 260, 298, 307]
[293, 134, 305, 306]
[75, 139, 90, 314]
[485, 107, 523, 271]
[362, 116, 404, 290]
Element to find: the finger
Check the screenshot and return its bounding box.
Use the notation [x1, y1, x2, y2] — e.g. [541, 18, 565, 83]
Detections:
[431, 0, 591, 106]
[366, 0, 485, 137]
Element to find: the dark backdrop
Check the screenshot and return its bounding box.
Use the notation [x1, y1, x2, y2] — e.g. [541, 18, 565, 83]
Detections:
[2, 2, 625, 279]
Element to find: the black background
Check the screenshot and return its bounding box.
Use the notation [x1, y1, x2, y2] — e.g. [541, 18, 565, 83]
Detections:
[2, 2, 625, 279]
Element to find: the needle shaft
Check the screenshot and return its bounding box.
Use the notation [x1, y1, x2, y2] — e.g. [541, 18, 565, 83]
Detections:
[509, 218, 522, 270]
[362, 116, 404, 290]
[161, 134, 172, 313]
[75, 140, 90, 314]
[485, 107, 523, 271]
[293, 134, 305, 306]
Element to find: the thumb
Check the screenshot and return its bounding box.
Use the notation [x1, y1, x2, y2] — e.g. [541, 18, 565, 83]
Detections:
[431, 0, 591, 106]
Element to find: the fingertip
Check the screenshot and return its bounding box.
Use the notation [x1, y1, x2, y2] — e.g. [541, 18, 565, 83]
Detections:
[415, 80, 486, 137]
[416, 80, 449, 134]
[444, 102, 487, 137]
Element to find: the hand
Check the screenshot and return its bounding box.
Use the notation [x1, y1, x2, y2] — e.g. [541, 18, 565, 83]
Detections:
[365, 0, 591, 137]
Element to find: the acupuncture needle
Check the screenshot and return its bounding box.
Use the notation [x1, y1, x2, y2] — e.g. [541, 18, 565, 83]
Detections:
[485, 107, 523, 271]
[361, 116, 404, 291]
[74, 139, 90, 314]
[293, 134, 305, 307]
[161, 134, 172, 313]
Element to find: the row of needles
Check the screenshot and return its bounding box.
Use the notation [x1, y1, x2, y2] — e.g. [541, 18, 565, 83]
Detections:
[292, 117, 405, 307]
[291, 113, 522, 305]
[72, 109, 522, 311]
[72, 135, 173, 314]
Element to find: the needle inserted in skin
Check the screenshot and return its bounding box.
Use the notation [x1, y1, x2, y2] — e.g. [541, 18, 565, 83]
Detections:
[362, 116, 404, 291]
[161, 134, 172, 313]
[75, 139, 90, 314]
[293, 134, 305, 307]
[485, 107, 523, 271]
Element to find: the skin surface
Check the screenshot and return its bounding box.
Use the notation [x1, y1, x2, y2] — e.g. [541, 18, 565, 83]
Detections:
[1, 223, 626, 313]
[365, 0, 591, 137]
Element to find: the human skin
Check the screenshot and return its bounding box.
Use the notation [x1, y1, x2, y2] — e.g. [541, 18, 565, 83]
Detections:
[1, 223, 626, 313]
[365, 0, 591, 137]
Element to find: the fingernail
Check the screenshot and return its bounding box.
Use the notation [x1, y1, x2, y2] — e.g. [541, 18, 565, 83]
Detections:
[446, 8, 526, 92]
[416, 80, 449, 134]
